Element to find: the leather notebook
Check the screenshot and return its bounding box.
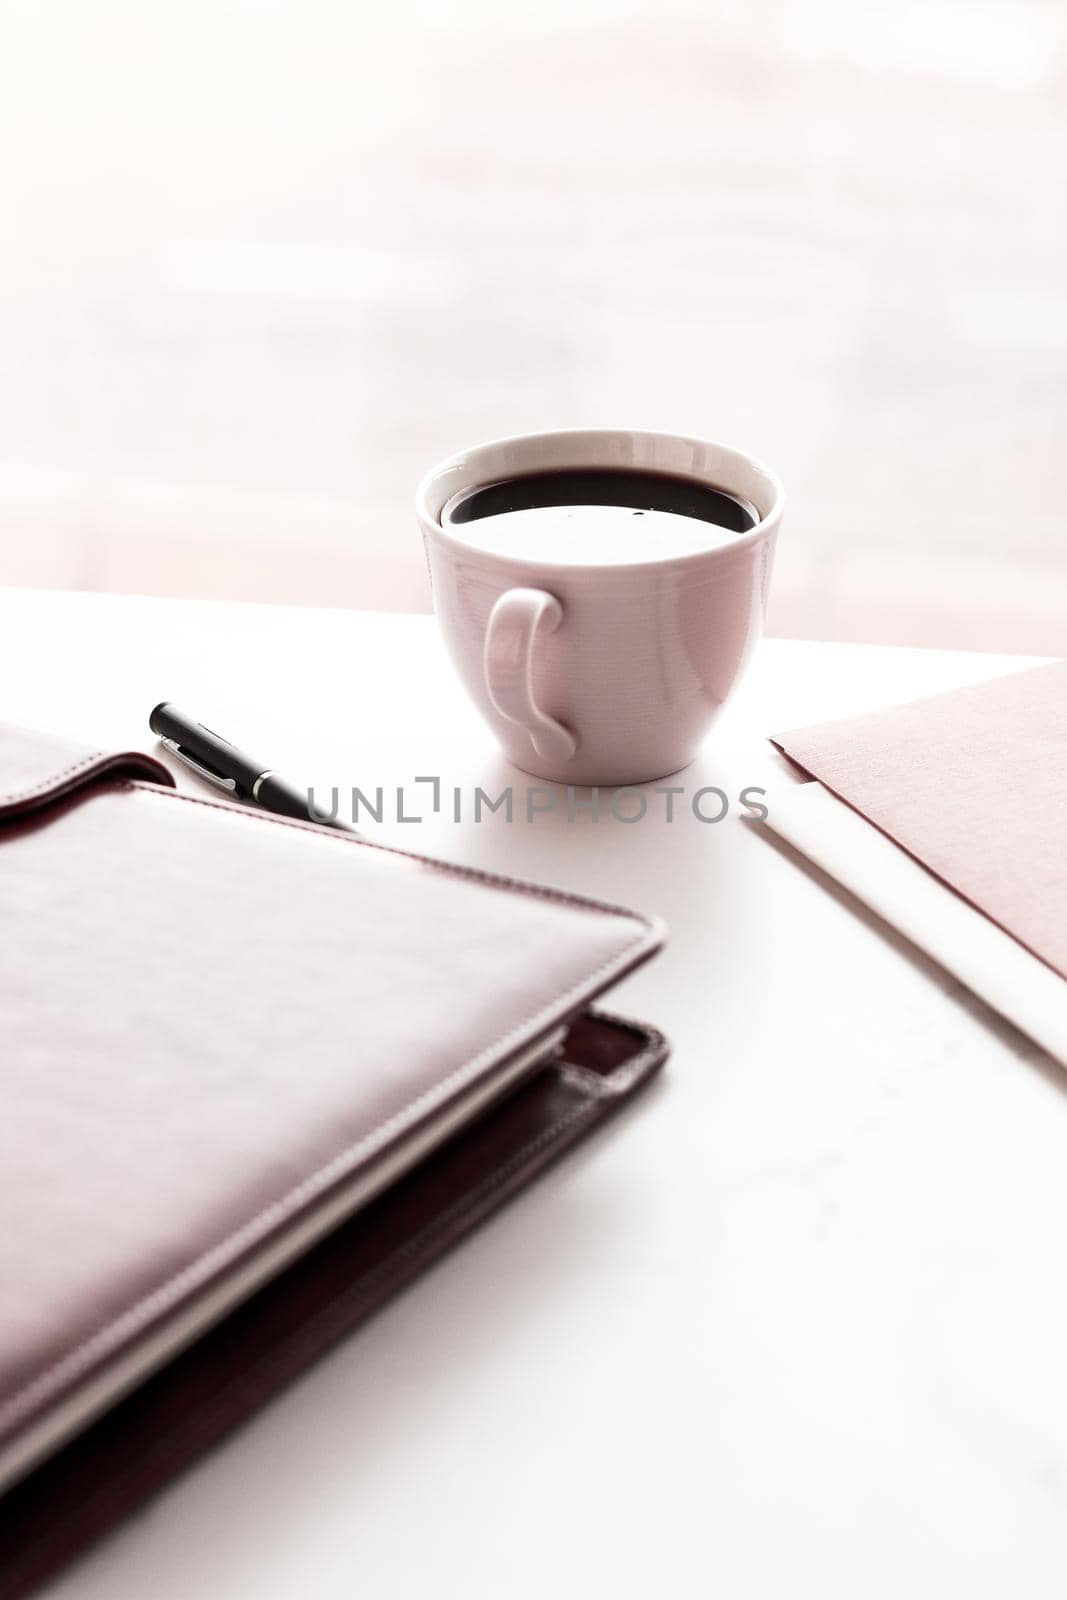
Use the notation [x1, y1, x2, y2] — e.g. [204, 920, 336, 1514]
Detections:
[0, 722, 668, 1596]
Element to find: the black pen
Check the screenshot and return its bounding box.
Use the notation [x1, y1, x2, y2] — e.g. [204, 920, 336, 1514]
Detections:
[149, 702, 355, 832]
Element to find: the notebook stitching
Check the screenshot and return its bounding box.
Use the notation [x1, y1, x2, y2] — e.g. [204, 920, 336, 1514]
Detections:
[123, 781, 658, 922]
[0, 752, 104, 805]
[0, 790, 660, 1439]
[0, 752, 170, 807]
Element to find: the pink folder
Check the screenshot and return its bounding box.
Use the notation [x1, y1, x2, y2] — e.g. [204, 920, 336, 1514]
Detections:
[772, 661, 1067, 983]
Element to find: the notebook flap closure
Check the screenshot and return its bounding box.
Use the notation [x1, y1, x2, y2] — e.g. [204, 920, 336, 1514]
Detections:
[0, 721, 174, 821]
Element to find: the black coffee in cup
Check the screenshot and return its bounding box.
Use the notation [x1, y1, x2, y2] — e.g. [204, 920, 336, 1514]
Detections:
[442, 468, 759, 566]
[448, 468, 757, 530]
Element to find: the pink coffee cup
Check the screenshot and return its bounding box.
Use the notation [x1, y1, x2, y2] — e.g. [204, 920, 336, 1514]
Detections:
[416, 428, 785, 786]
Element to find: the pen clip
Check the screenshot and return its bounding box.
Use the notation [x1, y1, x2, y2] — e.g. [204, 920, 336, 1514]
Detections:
[159, 737, 238, 793]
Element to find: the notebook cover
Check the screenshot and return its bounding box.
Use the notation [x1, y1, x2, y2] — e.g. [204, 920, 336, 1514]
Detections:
[0, 721, 666, 1562]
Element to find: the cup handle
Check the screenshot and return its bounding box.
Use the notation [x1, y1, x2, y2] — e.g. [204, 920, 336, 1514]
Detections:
[483, 588, 578, 764]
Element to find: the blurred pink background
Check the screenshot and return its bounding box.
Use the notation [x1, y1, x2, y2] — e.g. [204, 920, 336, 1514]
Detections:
[1, 0, 1065, 653]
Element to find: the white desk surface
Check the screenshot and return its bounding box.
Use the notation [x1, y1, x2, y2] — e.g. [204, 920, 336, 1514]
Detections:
[2, 588, 1062, 1599]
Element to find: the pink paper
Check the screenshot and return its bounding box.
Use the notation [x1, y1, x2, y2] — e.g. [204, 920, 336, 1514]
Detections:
[773, 661, 1067, 982]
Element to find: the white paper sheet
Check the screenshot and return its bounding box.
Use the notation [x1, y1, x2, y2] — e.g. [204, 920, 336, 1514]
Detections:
[764, 781, 1067, 1066]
